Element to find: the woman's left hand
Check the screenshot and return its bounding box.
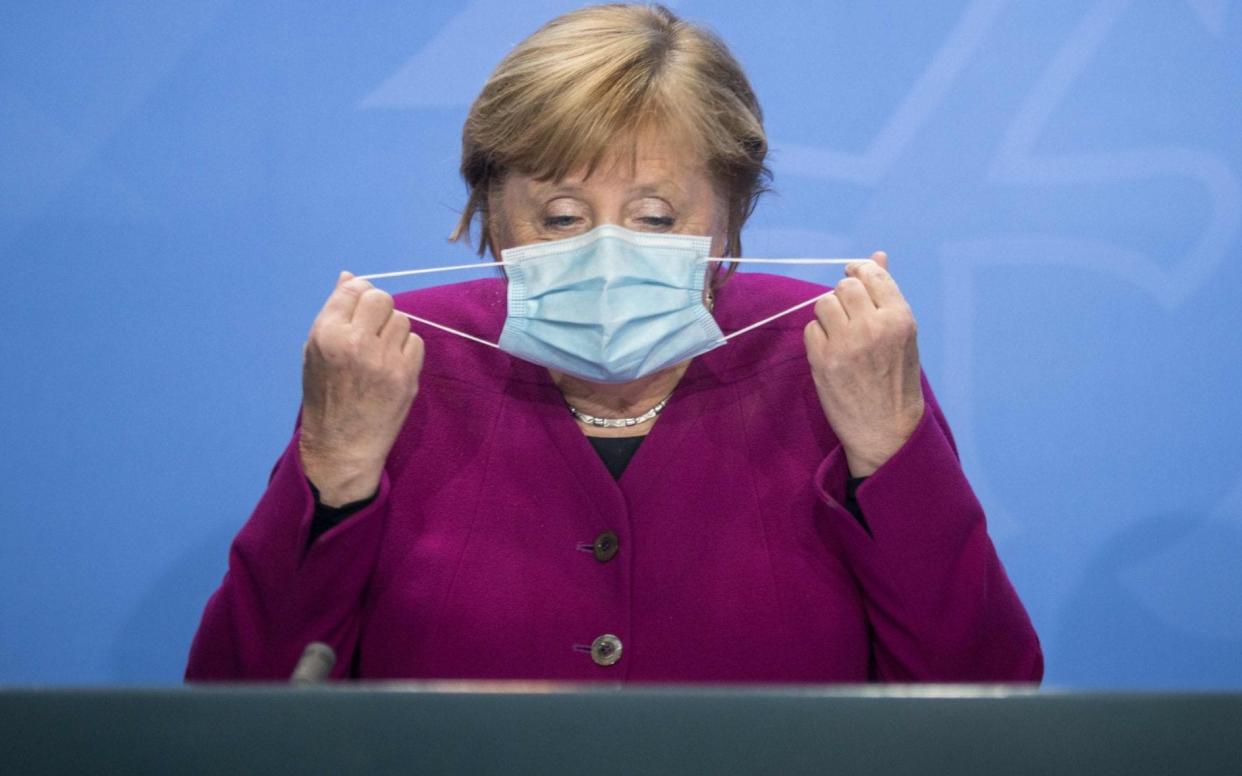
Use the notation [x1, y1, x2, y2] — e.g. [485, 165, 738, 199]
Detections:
[803, 252, 925, 478]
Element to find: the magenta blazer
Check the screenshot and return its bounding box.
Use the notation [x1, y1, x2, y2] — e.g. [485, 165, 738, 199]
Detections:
[186, 273, 1043, 682]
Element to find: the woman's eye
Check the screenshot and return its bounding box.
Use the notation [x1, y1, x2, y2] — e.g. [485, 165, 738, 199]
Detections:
[542, 215, 581, 229]
[639, 216, 675, 228]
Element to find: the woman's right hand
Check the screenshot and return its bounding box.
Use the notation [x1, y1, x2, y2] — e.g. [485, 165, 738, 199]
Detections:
[298, 272, 425, 507]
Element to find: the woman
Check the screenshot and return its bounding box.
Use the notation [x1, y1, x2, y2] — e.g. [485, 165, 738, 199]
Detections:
[187, 4, 1042, 682]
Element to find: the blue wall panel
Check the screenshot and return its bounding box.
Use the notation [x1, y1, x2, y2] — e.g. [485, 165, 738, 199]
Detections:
[1, 1, 1239, 686]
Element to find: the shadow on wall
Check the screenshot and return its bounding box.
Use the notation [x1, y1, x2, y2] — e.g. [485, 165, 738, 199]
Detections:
[1056, 510, 1242, 689]
[110, 524, 237, 683]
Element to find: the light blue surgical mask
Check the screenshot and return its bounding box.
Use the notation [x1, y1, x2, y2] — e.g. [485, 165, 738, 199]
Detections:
[496, 225, 723, 382]
[358, 225, 858, 384]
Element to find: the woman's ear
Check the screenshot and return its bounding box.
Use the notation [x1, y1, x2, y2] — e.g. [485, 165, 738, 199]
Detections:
[485, 215, 505, 260]
[708, 207, 728, 256]
[484, 182, 509, 260]
[712, 197, 732, 258]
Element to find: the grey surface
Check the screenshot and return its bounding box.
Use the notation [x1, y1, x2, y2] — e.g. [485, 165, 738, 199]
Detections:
[1, 684, 1239, 775]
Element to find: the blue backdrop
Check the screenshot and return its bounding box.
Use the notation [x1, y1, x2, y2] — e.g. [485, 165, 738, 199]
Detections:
[2, 1, 1239, 687]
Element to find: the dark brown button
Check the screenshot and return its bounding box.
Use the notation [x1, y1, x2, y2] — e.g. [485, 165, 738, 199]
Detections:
[590, 634, 623, 666]
[592, 530, 619, 563]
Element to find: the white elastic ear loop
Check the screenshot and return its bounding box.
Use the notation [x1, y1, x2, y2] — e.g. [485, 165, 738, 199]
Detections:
[392, 311, 502, 349]
[704, 257, 869, 342]
[356, 256, 869, 348]
[704, 258, 865, 266]
[356, 261, 512, 281]
[721, 292, 832, 341]
[356, 262, 511, 349]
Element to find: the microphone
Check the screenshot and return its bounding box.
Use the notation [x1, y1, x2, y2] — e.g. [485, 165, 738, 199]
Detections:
[290, 642, 336, 683]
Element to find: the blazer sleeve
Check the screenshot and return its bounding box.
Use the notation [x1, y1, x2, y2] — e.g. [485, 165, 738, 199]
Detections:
[811, 374, 1044, 683]
[184, 429, 391, 681]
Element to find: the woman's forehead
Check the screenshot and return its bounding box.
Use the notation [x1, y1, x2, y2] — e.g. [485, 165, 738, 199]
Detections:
[523, 134, 710, 195]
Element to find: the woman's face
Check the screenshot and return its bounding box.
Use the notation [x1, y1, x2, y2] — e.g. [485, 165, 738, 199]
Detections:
[489, 133, 728, 257]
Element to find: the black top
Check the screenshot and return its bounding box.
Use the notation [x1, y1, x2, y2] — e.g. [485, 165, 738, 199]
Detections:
[586, 435, 646, 480]
[309, 437, 868, 543]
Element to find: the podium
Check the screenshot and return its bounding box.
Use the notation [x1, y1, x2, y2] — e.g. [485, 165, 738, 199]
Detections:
[2, 684, 1239, 774]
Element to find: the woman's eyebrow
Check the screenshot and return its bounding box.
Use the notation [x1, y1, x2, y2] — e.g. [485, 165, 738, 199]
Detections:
[627, 181, 689, 201]
[525, 180, 582, 199]
[528, 180, 684, 200]
[629, 183, 671, 196]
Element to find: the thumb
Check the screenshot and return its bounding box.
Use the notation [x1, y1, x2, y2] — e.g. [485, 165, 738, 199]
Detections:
[871, 251, 888, 272]
[336, 270, 355, 288]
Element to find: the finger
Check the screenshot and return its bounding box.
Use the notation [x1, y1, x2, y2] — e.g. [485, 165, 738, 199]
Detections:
[813, 291, 849, 335]
[848, 259, 905, 309]
[402, 329, 423, 354]
[380, 310, 410, 350]
[319, 275, 371, 324]
[352, 287, 395, 334]
[844, 251, 888, 279]
[803, 319, 827, 354]
[833, 276, 875, 320]
[402, 332, 426, 371]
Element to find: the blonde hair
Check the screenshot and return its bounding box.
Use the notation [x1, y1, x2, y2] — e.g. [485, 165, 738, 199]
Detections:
[450, 3, 770, 262]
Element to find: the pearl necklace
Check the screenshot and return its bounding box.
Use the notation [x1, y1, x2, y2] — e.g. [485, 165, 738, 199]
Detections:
[567, 393, 672, 428]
